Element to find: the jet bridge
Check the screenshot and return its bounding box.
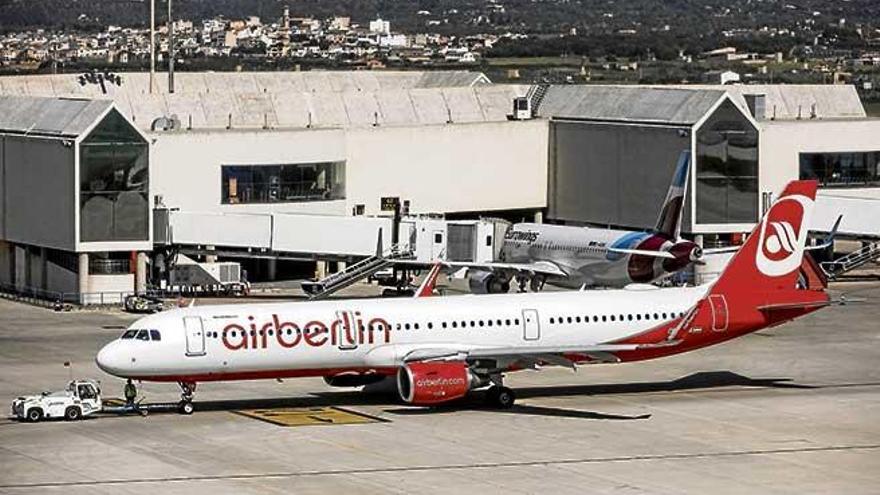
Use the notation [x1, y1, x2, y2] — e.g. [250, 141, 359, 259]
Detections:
[154, 209, 396, 259]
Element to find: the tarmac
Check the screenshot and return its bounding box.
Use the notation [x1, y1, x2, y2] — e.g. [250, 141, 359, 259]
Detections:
[1, 279, 879, 494]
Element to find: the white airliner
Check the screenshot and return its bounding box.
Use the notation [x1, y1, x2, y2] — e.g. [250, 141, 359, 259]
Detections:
[431, 151, 703, 293]
[97, 180, 829, 413]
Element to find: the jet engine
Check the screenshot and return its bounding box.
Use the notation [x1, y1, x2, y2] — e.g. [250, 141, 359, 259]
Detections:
[663, 241, 703, 273]
[397, 361, 482, 405]
[468, 271, 511, 294]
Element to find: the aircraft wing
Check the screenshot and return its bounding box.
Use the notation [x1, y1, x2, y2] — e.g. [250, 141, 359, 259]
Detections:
[606, 247, 676, 259]
[393, 259, 568, 277]
[703, 215, 842, 256]
[401, 340, 680, 367]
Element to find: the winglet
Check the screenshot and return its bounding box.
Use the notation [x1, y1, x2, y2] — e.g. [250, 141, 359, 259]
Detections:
[414, 263, 443, 298]
[806, 214, 842, 251]
[375, 228, 384, 258]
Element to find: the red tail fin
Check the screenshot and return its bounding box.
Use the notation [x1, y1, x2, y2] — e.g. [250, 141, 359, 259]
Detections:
[414, 263, 443, 298]
[710, 180, 819, 298]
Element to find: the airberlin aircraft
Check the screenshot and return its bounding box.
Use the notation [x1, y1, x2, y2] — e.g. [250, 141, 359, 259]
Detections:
[97, 181, 830, 413]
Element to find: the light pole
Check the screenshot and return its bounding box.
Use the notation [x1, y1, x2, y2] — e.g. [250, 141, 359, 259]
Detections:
[149, 0, 155, 93]
[167, 0, 175, 93]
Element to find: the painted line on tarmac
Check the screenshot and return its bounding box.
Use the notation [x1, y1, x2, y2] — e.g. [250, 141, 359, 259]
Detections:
[2, 444, 879, 489]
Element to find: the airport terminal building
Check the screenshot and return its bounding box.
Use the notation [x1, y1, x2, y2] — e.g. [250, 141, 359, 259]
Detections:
[0, 71, 878, 301]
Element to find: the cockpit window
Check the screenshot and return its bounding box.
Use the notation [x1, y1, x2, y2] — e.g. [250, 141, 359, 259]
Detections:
[135, 329, 150, 341]
[149, 330, 161, 341]
[121, 329, 138, 339]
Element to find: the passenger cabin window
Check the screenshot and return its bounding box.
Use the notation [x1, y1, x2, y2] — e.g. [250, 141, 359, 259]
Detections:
[121, 329, 137, 339]
[149, 330, 161, 341]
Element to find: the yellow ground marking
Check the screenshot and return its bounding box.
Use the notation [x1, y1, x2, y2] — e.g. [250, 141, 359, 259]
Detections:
[234, 406, 388, 427]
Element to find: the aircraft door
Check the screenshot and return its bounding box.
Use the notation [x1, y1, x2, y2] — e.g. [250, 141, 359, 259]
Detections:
[709, 294, 729, 332]
[522, 309, 540, 341]
[335, 310, 358, 350]
[183, 316, 206, 356]
[431, 230, 445, 260]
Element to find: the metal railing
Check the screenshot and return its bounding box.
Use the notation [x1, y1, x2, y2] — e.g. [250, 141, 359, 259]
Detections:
[0, 282, 139, 308]
[821, 242, 880, 278]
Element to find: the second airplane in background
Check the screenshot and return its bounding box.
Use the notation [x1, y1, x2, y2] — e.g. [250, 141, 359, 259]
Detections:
[449, 151, 703, 292]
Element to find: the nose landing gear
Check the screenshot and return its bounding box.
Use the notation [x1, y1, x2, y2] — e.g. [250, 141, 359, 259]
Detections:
[178, 381, 196, 414]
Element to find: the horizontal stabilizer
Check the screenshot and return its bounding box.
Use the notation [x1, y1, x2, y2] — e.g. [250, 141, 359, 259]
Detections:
[756, 300, 831, 312]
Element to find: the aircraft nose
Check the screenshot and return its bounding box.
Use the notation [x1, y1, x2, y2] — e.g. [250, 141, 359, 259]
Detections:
[96, 341, 129, 377]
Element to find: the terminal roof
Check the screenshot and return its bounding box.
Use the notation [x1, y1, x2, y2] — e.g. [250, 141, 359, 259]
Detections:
[0, 95, 112, 138]
[537, 86, 726, 126]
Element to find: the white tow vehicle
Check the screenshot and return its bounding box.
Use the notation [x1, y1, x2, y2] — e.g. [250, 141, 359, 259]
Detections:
[11, 380, 102, 422]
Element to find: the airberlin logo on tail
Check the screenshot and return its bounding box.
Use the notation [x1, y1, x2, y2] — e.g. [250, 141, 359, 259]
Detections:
[755, 194, 812, 277]
[765, 221, 798, 255]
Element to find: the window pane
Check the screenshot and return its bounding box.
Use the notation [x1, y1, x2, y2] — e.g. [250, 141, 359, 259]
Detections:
[695, 100, 758, 224]
[221, 162, 345, 204]
[800, 151, 880, 187]
[149, 330, 161, 341]
[121, 329, 137, 339]
[80, 110, 149, 242]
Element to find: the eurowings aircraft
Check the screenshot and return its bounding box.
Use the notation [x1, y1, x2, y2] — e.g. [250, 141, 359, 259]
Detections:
[434, 151, 702, 292]
[97, 181, 829, 413]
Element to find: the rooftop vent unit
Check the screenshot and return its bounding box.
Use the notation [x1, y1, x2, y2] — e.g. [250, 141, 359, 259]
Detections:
[510, 97, 532, 120]
[150, 114, 181, 132]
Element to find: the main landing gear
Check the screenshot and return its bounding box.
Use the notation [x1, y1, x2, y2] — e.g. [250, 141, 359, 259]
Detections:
[484, 374, 516, 409]
[177, 382, 196, 415]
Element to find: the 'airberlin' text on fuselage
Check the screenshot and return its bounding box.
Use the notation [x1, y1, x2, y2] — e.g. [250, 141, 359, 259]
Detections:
[221, 313, 391, 351]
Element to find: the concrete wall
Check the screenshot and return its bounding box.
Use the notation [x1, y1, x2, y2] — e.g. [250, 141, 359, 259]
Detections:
[0, 135, 75, 251]
[760, 119, 880, 198]
[346, 120, 548, 216]
[83, 273, 134, 304]
[151, 119, 549, 219]
[151, 128, 347, 215]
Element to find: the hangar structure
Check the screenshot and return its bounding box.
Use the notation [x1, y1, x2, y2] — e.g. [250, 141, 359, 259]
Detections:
[0, 70, 878, 302]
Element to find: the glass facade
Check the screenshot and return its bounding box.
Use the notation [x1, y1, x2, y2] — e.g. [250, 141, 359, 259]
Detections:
[221, 162, 345, 204]
[695, 100, 759, 224]
[79, 110, 149, 242]
[799, 151, 880, 187]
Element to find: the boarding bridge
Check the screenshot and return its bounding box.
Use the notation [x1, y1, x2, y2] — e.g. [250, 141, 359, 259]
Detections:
[155, 209, 396, 259]
[302, 218, 510, 299]
[301, 244, 412, 299]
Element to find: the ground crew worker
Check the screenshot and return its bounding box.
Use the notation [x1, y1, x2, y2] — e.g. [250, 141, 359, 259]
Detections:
[124, 379, 137, 408]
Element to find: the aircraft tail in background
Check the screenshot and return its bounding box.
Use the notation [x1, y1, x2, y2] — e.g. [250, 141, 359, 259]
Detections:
[654, 150, 691, 241]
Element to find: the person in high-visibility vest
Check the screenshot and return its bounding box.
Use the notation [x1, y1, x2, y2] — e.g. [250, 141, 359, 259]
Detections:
[124, 379, 137, 408]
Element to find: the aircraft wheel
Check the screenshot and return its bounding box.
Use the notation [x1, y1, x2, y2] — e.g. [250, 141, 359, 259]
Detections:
[495, 387, 516, 408]
[486, 386, 516, 409]
[178, 400, 194, 415]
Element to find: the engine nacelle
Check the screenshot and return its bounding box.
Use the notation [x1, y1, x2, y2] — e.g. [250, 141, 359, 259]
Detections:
[663, 241, 702, 273]
[397, 361, 476, 405]
[323, 373, 387, 388]
[468, 271, 511, 294]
